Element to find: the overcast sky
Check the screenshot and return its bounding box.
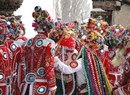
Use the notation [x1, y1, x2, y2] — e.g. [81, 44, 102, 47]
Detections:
[14, 0, 54, 38]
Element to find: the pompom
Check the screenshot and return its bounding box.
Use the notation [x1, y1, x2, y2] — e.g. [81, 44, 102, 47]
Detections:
[34, 6, 42, 12]
[32, 22, 38, 31]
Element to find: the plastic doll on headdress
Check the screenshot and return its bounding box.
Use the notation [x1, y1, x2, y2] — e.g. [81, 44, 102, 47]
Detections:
[22, 6, 57, 95]
[0, 17, 12, 95]
[112, 44, 130, 95]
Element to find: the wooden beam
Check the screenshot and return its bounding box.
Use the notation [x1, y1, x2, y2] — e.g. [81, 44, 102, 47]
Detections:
[93, 1, 121, 10]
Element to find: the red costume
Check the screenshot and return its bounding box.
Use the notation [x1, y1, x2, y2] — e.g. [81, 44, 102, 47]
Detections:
[96, 47, 118, 86]
[0, 43, 12, 95]
[55, 34, 78, 95]
[22, 6, 57, 95]
[0, 18, 12, 95]
[113, 46, 130, 95]
[5, 17, 26, 95]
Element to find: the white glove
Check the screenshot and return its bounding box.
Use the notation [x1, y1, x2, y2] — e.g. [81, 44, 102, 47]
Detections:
[54, 56, 82, 74]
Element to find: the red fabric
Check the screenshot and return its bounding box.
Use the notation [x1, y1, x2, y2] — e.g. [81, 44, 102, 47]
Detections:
[24, 34, 57, 93]
[65, 81, 74, 94]
[60, 36, 75, 49]
[118, 83, 130, 94]
[45, 43, 56, 89]
[88, 22, 95, 29]
[96, 50, 117, 86]
[19, 36, 27, 41]
[75, 40, 82, 52]
[0, 44, 12, 94]
[5, 39, 23, 94]
[32, 22, 38, 31]
[125, 47, 130, 57]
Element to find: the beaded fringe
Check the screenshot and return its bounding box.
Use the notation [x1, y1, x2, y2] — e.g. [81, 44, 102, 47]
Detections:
[82, 46, 112, 95]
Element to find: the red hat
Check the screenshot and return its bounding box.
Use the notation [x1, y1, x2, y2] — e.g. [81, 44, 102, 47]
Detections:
[60, 36, 75, 49]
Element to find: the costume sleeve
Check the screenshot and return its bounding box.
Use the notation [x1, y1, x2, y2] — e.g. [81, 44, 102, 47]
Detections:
[16, 47, 23, 63]
[54, 56, 82, 74]
[45, 43, 57, 91]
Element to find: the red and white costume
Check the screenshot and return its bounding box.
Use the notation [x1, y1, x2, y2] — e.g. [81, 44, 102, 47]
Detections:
[95, 45, 119, 86]
[54, 55, 87, 95]
[0, 19, 12, 95]
[114, 46, 130, 95]
[0, 43, 12, 95]
[54, 34, 87, 95]
[23, 33, 56, 95]
[22, 6, 57, 95]
[5, 16, 27, 95]
[17, 36, 27, 93]
[5, 37, 23, 95]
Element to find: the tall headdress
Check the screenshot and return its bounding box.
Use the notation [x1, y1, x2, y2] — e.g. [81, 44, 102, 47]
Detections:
[32, 6, 54, 33]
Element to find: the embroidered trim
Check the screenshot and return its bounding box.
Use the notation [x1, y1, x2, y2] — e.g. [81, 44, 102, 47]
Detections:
[27, 39, 33, 47]
[70, 61, 78, 68]
[0, 73, 4, 80]
[51, 48, 55, 56]
[3, 53, 8, 60]
[37, 67, 46, 77]
[10, 44, 17, 51]
[71, 53, 77, 60]
[25, 73, 36, 84]
[37, 86, 46, 94]
[35, 39, 43, 47]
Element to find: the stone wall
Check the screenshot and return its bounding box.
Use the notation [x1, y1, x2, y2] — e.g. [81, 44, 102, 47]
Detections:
[112, 4, 130, 27]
